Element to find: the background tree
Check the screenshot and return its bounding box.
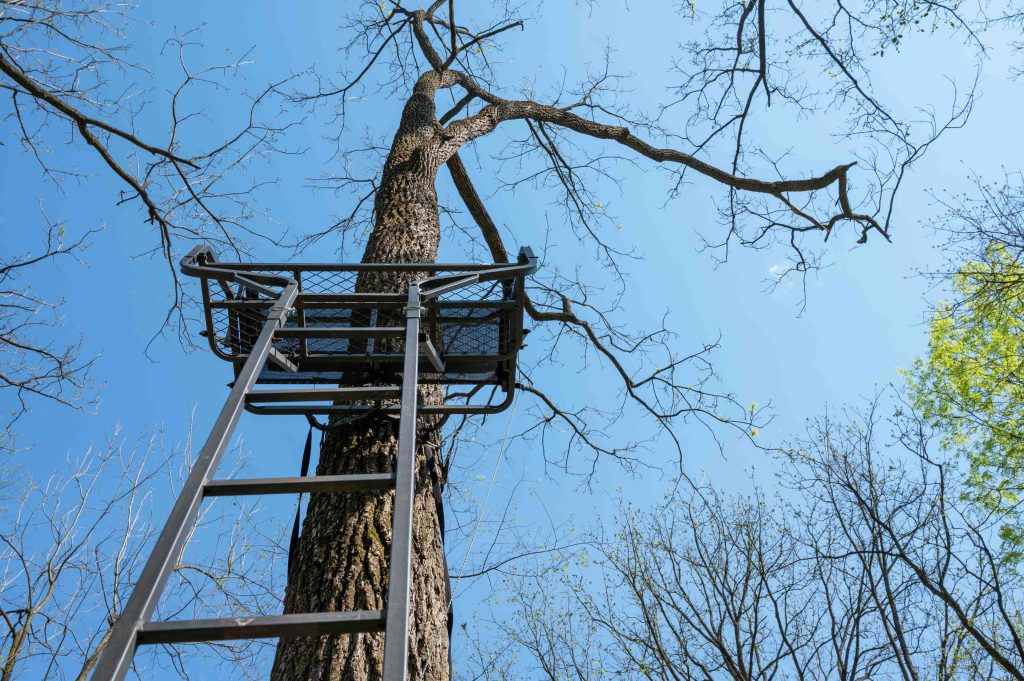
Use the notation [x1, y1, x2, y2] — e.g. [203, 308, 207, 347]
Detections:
[0, 0, 293, 267]
[0, 0, 296, 455]
[898, 0, 1024, 539]
[906, 241, 1024, 549]
[0, 423, 285, 681]
[472, 392, 1024, 680]
[1, 222, 96, 455]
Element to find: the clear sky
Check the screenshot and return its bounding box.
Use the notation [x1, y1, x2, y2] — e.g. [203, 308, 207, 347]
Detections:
[2, 1, 1021, 678]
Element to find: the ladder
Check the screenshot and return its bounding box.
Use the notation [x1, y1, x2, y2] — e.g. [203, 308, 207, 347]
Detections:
[90, 247, 537, 681]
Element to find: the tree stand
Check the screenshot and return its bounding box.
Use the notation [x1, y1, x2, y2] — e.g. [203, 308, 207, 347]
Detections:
[90, 245, 537, 681]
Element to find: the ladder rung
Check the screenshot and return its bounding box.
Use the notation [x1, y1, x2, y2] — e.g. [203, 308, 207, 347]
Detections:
[204, 473, 395, 497]
[275, 327, 404, 339]
[138, 610, 386, 644]
[246, 405, 378, 416]
[245, 386, 401, 403]
[245, 403, 463, 416]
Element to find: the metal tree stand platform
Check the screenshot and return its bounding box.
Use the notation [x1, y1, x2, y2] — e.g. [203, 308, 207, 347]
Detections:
[90, 245, 538, 681]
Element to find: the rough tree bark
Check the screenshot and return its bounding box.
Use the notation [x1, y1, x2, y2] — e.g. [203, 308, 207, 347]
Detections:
[270, 72, 455, 681]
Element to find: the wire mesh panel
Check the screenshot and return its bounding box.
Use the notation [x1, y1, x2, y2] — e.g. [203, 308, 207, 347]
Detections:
[192, 256, 531, 393]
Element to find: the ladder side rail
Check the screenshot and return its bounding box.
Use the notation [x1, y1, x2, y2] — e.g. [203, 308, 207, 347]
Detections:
[90, 282, 299, 681]
[381, 284, 422, 681]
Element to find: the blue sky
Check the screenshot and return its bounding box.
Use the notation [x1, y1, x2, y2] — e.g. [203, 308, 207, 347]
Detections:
[2, 1, 1022, 678]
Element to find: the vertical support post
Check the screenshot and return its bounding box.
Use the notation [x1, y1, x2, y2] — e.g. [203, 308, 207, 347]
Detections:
[381, 284, 421, 681]
[90, 283, 298, 681]
[295, 270, 308, 360]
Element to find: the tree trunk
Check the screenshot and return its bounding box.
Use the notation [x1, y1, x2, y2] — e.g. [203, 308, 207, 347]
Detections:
[270, 73, 454, 681]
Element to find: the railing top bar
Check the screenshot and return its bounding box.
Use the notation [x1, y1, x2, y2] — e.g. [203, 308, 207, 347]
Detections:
[200, 261, 515, 273]
[180, 245, 293, 289]
[181, 245, 535, 274]
[180, 245, 538, 297]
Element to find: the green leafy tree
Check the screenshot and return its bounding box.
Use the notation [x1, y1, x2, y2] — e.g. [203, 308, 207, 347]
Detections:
[905, 244, 1024, 545]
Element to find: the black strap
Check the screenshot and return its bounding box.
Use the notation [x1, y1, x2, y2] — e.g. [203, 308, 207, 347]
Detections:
[423, 438, 455, 653]
[287, 427, 314, 574]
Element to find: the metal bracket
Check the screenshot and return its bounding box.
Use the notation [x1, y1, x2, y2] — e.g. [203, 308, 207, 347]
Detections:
[267, 347, 299, 372]
[418, 334, 445, 373]
[235, 274, 282, 300]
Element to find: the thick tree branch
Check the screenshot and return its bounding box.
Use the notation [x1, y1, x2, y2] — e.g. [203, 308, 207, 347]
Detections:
[445, 153, 509, 263]
[431, 70, 882, 241]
